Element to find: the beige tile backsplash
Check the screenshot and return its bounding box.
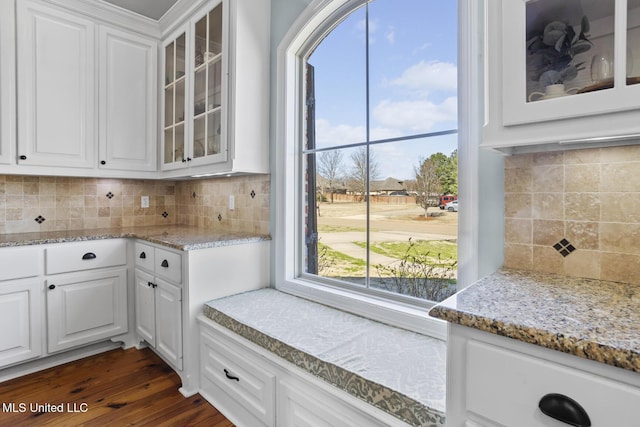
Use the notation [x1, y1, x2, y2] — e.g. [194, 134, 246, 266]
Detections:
[504, 145, 640, 285]
[0, 174, 270, 236]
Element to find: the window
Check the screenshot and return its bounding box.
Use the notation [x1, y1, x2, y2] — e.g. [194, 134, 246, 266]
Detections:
[276, 0, 482, 337]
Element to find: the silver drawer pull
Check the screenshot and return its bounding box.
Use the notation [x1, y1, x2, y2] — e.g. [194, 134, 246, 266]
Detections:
[82, 252, 97, 260]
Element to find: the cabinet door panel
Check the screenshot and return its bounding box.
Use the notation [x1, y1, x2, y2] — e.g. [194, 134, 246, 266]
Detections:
[99, 26, 157, 171]
[155, 279, 182, 369]
[47, 269, 127, 353]
[0, 0, 15, 165]
[17, 1, 94, 168]
[278, 376, 388, 427]
[0, 279, 43, 367]
[134, 269, 156, 346]
[466, 340, 640, 427]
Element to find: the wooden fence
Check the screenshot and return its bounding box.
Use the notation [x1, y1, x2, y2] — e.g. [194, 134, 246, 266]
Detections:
[321, 193, 418, 205]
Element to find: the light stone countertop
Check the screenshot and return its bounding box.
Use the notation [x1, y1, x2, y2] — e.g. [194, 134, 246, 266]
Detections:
[0, 225, 270, 251]
[429, 269, 640, 373]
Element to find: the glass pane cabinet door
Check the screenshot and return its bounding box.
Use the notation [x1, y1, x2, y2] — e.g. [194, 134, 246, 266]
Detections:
[525, 0, 614, 103]
[501, 0, 640, 126]
[193, 4, 224, 161]
[629, 0, 640, 85]
[164, 33, 187, 165]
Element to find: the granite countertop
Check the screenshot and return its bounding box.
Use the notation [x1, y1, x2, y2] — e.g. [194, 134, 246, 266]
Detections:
[0, 225, 270, 251]
[429, 269, 640, 373]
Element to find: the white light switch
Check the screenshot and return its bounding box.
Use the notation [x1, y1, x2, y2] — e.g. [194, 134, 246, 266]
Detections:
[229, 195, 235, 211]
[141, 196, 149, 208]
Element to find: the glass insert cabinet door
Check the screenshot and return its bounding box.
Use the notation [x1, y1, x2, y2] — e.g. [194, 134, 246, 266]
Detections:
[164, 33, 186, 165]
[193, 4, 224, 162]
[500, 0, 640, 126]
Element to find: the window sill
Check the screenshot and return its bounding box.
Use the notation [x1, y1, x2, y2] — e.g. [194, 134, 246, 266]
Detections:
[276, 278, 447, 340]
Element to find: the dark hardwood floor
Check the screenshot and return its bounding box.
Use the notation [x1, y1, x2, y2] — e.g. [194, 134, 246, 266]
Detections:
[0, 347, 233, 427]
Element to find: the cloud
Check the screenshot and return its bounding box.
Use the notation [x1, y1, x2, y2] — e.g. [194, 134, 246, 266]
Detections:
[355, 17, 379, 44]
[390, 60, 457, 93]
[372, 97, 457, 133]
[386, 27, 395, 44]
[315, 119, 366, 147]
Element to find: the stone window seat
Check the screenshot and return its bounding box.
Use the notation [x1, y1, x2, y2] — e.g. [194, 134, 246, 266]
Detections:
[203, 288, 446, 427]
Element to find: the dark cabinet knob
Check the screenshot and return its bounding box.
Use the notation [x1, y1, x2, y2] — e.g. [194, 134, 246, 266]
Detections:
[19, 155, 27, 160]
[182, 158, 187, 163]
[187, 157, 192, 162]
[48, 284, 56, 290]
[100, 160, 106, 165]
[139, 252, 146, 259]
[82, 252, 97, 260]
[161, 259, 169, 268]
[539, 393, 591, 427]
[147, 281, 153, 287]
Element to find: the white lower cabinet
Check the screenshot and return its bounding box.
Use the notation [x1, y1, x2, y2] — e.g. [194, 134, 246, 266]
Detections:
[0, 241, 129, 370]
[46, 268, 128, 353]
[135, 268, 183, 369]
[277, 375, 388, 427]
[199, 318, 397, 427]
[0, 279, 42, 367]
[200, 324, 276, 427]
[135, 239, 270, 397]
[446, 324, 640, 427]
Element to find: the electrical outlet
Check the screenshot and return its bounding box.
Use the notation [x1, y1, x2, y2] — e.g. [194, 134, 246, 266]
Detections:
[229, 195, 235, 211]
[141, 196, 149, 208]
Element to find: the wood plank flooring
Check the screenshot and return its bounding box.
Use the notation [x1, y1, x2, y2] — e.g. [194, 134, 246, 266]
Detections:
[0, 347, 233, 427]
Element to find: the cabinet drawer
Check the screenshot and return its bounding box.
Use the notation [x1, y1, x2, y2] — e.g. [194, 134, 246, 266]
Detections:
[201, 327, 275, 427]
[154, 248, 181, 283]
[134, 242, 155, 271]
[45, 239, 127, 275]
[0, 246, 42, 281]
[466, 340, 640, 426]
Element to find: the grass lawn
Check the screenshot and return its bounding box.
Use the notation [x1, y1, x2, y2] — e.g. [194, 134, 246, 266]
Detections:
[317, 242, 366, 276]
[354, 239, 457, 263]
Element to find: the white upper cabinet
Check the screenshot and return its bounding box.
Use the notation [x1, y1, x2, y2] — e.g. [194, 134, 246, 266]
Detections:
[98, 26, 157, 171]
[0, 0, 16, 165]
[161, 27, 189, 169]
[483, 0, 640, 154]
[161, 0, 270, 177]
[17, 0, 95, 168]
[11, 0, 158, 176]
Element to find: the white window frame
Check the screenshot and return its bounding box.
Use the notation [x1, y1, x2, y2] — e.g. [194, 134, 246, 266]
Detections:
[274, 0, 484, 339]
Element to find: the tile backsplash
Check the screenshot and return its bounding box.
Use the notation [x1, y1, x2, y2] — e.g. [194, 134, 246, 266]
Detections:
[504, 145, 640, 285]
[0, 174, 269, 236]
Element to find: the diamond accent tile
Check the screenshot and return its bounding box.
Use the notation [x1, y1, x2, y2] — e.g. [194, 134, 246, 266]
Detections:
[106, 192, 114, 199]
[34, 215, 46, 224]
[218, 214, 222, 221]
[553, 239, 576, 257]
[162, 211, 169, 218]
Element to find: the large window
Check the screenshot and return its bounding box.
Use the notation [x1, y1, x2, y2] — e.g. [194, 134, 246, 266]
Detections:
[275, 0, 486, 337]
[301, 0, 459, 307]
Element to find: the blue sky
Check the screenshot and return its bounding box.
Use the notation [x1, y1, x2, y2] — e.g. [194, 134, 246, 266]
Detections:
[307, 0, 458, 180]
